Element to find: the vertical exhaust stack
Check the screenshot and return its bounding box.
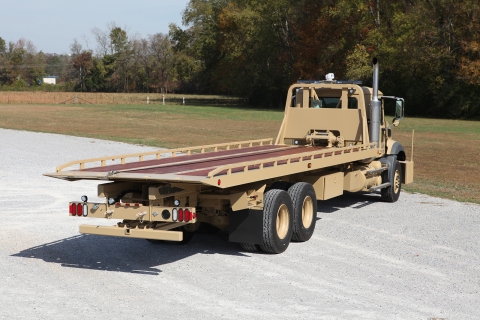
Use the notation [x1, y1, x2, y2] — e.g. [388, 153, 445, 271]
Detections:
[370, 58, 381, 148]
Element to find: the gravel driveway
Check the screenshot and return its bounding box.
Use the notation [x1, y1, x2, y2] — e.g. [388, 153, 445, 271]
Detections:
[1, 128, 479, 320]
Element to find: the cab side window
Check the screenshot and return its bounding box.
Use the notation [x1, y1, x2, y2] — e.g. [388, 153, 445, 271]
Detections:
[348, 97, 358, 109]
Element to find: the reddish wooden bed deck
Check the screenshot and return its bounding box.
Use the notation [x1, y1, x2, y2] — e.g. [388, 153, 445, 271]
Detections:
[80, 144, 320, 177]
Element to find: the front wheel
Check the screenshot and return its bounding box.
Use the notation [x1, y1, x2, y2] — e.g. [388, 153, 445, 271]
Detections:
[381, 160, 402, 202]
[260, 189, 293, 254]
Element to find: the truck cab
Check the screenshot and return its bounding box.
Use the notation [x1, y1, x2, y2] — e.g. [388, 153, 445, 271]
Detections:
[277, 77, 406, 162]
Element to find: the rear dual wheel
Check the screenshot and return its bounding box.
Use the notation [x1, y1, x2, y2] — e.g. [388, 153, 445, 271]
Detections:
[256, 183, 317, 253]
[288, 182, 317, 242]
[259, 189, 294, 254]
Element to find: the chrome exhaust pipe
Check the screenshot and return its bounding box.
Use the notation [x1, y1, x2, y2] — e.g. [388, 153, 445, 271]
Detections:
[370, 58, 381, 148]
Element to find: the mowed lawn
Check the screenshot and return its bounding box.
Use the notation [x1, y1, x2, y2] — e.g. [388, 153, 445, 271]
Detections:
[0, 103, 479, 203]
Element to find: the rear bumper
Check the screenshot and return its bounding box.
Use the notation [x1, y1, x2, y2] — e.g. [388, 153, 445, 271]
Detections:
[80, 224, 183, 241]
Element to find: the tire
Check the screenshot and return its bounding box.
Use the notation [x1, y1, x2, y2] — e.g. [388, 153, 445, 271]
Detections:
[268, 181, 292, 191]
[240, 243, 261, 252]
[259, 189, 293, 254]
[381, 159, 402, 202]
[288, 182, 317, 242]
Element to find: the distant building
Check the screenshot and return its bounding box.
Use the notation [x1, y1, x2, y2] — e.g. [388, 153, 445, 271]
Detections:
[43, 76, 58, 85]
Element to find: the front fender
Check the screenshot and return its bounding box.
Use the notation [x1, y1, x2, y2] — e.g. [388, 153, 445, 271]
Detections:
[386, 140, 406, 160]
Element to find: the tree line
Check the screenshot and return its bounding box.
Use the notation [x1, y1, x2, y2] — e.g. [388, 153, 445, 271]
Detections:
[1, 0, 480, 119]
[0, 23, 176, 94]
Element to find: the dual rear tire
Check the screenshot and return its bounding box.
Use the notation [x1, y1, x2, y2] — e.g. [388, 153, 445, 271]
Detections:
[260, 189, 294, 253]
[242, 182, 317, 254]
[288, 182, 317, 242]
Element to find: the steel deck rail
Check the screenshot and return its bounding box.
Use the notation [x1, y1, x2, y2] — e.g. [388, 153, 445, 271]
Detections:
[55, 138, 273, 172]
[198, 143, 379, 188]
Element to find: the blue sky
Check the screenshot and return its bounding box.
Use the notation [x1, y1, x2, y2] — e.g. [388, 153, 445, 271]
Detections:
[0, 0, 190, 54]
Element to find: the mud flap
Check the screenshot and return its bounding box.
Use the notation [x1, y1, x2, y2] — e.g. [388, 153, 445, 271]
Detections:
[399, 160, 414, 184]
[228, 209, 264, 244]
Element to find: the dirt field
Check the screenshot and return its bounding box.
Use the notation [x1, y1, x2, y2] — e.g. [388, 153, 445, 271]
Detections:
[0, 103, 281, 147]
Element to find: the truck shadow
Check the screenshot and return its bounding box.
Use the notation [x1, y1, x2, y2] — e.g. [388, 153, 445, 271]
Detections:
[12, 192, 380, 275]
[11, 231, 247, 275]
[317, 191, 382, 214]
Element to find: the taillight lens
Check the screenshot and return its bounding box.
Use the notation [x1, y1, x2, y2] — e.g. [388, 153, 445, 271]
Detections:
[178, 208, 184, 222]
[77, 203, 82, 216]
[172, 208, 178, 221]
[69, 203, 76, 215]
[185, 209, 191, 222]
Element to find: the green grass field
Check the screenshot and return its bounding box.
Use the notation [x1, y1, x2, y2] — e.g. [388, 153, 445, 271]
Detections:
[0, 102, 479, 203]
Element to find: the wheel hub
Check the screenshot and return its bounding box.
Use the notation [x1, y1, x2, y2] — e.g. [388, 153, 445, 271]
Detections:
[276, 204, 289, 239]
[394, 169, 401, 193]
[302, 196, 313, 228]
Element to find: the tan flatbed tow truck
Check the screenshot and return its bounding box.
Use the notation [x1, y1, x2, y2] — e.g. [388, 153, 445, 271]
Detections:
[45, 59, 413, 253]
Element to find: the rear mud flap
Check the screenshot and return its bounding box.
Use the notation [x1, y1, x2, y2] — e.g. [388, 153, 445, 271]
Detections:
[228, 209, 264, 245]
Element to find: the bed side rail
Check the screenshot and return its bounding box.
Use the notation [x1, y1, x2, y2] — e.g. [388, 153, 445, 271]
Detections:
[56, 138, 273, 172]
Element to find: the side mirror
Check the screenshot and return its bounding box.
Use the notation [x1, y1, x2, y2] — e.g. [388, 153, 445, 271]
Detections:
[393, 99, 404, 123]
[381, 96, 405, 128]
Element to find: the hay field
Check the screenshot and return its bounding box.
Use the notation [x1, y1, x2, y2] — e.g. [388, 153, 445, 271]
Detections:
[0, 91, 242, 106]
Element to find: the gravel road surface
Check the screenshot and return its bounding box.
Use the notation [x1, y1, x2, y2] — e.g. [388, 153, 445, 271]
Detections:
[1, 128, 479, 320]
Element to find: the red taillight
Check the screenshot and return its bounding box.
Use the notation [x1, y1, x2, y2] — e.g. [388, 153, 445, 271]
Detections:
[77, 203, 82, 216]
[69, 203, 76, 215]
[178, 208, 184, 222]
[185, 209, 191, 222]
[193, 213, 197, 220]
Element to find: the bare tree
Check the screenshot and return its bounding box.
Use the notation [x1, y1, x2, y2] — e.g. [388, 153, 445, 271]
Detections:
[149, 33, 174, 92]
[70, 38, 83, 56]
[91, 26, 109, 56]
